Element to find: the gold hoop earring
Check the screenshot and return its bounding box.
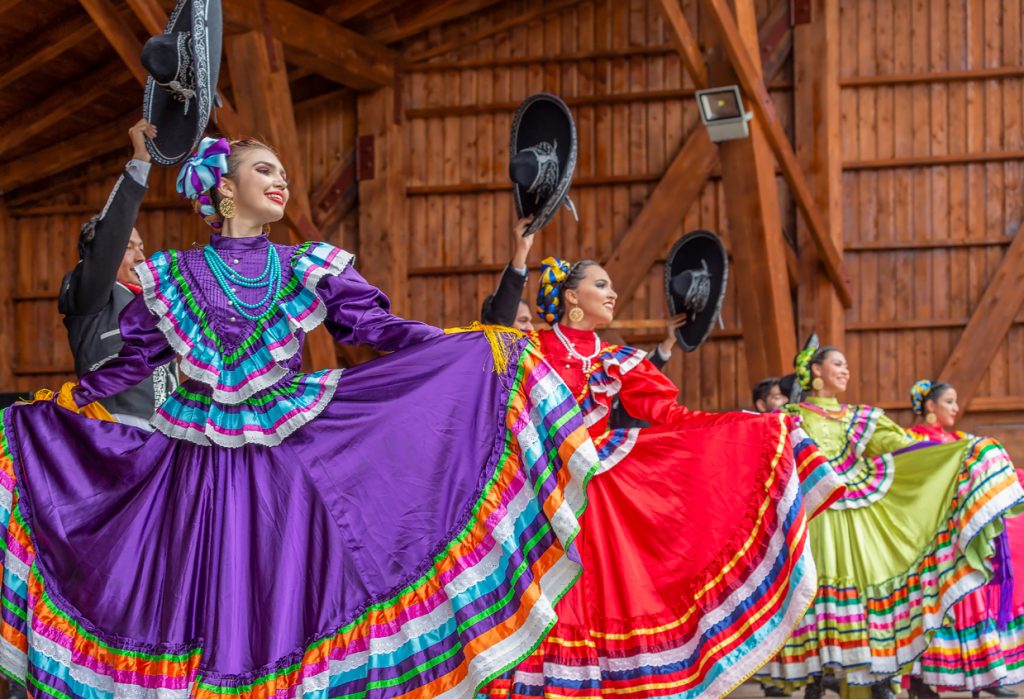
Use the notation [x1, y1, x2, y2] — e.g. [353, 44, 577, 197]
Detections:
[811, 377, 825, 391]
[567, 306, 585, 323]
[218, 197, 236, 219]
[925, 412, 938, 425]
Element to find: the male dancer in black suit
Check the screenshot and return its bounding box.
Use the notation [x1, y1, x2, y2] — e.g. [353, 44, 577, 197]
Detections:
[59, 119, 177, 428]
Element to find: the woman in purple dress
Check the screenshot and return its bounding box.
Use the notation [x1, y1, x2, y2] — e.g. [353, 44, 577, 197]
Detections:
[0, 137, 598, 699]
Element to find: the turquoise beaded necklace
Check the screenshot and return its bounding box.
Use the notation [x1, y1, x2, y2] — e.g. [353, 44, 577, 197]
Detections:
[203, 244, 282, 322]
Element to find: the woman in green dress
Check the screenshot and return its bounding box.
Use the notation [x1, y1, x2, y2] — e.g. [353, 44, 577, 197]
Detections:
[758, 337, 1024, 699]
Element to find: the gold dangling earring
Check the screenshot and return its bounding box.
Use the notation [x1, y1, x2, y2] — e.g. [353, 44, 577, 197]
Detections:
[218, 196, 236, 219]
[811, 377, 825, 391]
[262, 223, 272, 235]
[567, 305, 585, 323]
[925, 412, 938, 425]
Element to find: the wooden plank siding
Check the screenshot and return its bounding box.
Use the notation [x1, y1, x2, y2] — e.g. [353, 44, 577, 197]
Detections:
[3, 0, 1024, 456]
[838, 0, 1024, 454]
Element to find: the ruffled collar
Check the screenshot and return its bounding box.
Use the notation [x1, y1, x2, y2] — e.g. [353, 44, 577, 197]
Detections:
[807, 396, 842, 409]
[209, 232, 270, 250]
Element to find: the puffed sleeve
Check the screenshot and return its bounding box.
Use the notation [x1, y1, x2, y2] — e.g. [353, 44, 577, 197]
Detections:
[865, 412, 916, 456]
[74, 293, 175, 406]
[615, 358, 691, 426]
[317, 266, 443, 352]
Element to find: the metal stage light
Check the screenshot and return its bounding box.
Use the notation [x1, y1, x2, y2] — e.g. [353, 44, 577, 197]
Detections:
[695, 86, 753, 142]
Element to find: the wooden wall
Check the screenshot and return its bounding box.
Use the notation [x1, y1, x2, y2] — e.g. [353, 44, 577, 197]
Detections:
[835, 0, 1024, 450]
[4, 0, 1024, 454]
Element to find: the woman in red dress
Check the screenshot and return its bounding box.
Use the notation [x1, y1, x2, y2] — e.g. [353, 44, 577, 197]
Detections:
[481, 257, 832, 698]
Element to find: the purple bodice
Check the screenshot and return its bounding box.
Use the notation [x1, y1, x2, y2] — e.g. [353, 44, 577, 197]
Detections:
[75, 233, 442, 446]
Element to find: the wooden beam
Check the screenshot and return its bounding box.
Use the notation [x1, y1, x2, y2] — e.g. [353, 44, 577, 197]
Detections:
[841, 65, 1024, 88]
[0, 12, 98, 91]
[604, 2, 791, 310]
[794, 0, 845, 347]
[0, 62, 133, 156]
[357, 87, 410, 316]
[222, 0, 397, 89]
[0, 116, 132, 194]
[311, 148, 358, 233]
[225, 30, 338, 370]
[322, 0, 390, 23]
[938, 227, 1024, 409]
[123, 0, 165, 34]
[351, 0, 504, 44]
[0, 0, 25, 16]
[78, 0, 149, 85]
[706, 0, 795, 379]
[406, 0, 583, 62]
[657, 0, 708, 87]
[702, 0, 853, 308]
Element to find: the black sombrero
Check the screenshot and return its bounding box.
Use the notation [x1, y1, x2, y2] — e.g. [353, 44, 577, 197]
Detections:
[509, 93, 578, 237]
[664, 230, 728, 352]
[142, 0, 222, 165]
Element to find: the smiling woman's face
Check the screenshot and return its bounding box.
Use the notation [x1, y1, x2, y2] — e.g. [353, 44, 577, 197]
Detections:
[812, 350, 850, 395]
[564, 264, 617, 326]
[218, 147, 290, 225]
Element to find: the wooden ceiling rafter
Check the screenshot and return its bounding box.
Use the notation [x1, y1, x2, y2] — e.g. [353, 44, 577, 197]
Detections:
[406, 0, 585, 63]
[221, 0, 396, 89]
[0, 12, 99, 92]
[349, 0, 505, 45]
[0, 0, 25, 16]
[0, 61, 134, 157]
[320, 0, 393, 24]
[701, 0, 853, 307]
[78, 0, 150, 85]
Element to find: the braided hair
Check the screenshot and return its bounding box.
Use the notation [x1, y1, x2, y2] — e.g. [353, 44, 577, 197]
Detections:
[536, 257, 600, 324]
[909, 380, 953, 416]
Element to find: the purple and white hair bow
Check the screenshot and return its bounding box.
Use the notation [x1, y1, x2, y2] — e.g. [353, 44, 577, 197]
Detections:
[176, 137, 231, 218]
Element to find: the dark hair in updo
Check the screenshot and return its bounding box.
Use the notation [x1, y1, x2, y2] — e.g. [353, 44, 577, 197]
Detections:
[536, 259, 602, 323]
[811, 346, 840, 369]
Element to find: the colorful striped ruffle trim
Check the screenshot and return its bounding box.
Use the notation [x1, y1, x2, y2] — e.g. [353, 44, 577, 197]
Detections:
[790, 403, 893, 510]
[152, 369, 343, 448]
[575, 345, 646, 428]
[481, 413, 818, 698]
[913, 604, 1024, 690]
[759, 437, 1024, 688]
[787, 416, 845, 519]
[0, 347, 601, 699]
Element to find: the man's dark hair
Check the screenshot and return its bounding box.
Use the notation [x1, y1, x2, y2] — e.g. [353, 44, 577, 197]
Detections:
[752, 377, 781, 407]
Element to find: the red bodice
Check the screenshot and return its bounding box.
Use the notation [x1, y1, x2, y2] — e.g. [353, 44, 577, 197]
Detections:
[531, 326, 688, 435]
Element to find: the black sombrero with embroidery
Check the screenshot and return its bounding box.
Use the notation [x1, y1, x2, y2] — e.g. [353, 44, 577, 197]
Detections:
[664, 230, 729, 352]
[509, 93, 578, 237]
[141, 0, 222, 165]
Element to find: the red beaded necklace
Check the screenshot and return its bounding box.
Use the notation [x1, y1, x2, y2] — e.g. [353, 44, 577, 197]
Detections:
[801, 400, 849, 421]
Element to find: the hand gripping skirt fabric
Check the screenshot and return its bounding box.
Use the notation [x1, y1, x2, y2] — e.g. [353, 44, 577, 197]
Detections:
[479, 410, 821, 698]
[913, 478, 1024, 691]
[0, 333, 600, 699]
[759, 438, 1024, 688]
